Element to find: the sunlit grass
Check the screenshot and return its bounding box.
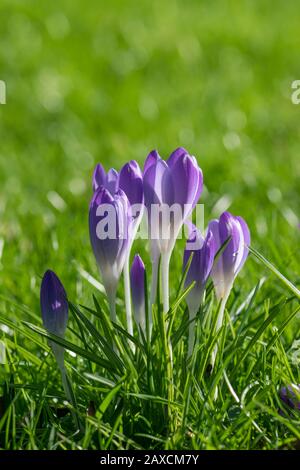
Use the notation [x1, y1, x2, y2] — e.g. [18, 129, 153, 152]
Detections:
[0, 0, 300, 450]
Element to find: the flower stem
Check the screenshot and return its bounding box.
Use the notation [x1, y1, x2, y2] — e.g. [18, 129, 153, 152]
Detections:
[211, 294, 228, 369]
[150, 257, 159, 305]
[54, 346, 81, 432]
[161, 251, 175, 431]
[107, 287, 117, 323]
[161, 252, 171, 314]
[188, 309, 197, 358]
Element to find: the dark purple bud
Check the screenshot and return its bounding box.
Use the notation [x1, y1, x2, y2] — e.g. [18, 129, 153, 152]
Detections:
[40, 270, 68, 337]
[279, 384, 300, 411]
[130, 254, 146, 330]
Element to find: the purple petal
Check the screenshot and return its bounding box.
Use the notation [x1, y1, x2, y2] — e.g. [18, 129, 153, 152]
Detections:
[144, 158, 169, 207]
[105, 168, 119, 194]
[235, 215, 251, 273]
[167, 147, 189, 167]
[143, 150, 161, 174]
[209, 212, 250, 299]
[166, 154, 202, 218]
[89, 187, 130, 289]
[119, 160, 144, 207]
[184, 228, 215, 287]
[130, 254, 145, 317]
[219, 212, 244, 277]
[184, 228, 216, 314]
[92, 164, 106, 192]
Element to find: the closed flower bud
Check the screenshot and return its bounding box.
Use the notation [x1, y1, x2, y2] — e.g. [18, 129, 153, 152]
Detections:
[130, 255, 146, 331]
[40, 270, 68, 338]
[209, 211, 250, 301]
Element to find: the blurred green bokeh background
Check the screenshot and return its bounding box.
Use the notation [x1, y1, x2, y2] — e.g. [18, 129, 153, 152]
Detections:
[0, 0, 299, 311]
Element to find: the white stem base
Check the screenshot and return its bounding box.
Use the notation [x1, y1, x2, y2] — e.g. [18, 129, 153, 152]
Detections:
[161, 252, 171, 313]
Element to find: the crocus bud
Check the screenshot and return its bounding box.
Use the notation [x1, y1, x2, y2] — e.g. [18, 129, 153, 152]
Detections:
[209, 211, 250, 301]
[143, 147, 203, 256]
[130, 255, 146, 331]
[93, 160, 144, 238]
[279, 384, 300, 411]
[40, 271, 80, 428]
[183, 227, 216, 317]
[143, 148, 203, 313]
[89, 186, 131, 319]
[40, 270, 68, 338]
[91, 160, 144, 337]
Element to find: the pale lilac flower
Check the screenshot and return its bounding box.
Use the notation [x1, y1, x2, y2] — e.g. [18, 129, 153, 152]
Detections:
[89, 187, 131, 321]
[91, 161, 143, 336]
[209, 211, 250, 301]
[143, 147, 203, 312]
[208, 212, 250, 375]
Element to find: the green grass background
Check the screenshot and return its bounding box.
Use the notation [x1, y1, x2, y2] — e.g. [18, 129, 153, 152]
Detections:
[0, 0, 299, 449]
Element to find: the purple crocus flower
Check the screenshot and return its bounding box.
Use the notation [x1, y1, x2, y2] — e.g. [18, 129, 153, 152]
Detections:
[40, 270, 68, 338]
[91, 160, 144, 336]
[89, 186, 131, 321]
[183, 227, 216, 356]
[118, 161, 144, 337]
[130, 254, 146, 331]
[143, 147, 202, 253]
[279, 384, 300, 411]
[92, 160, 144, 234]
[183, 227, 216, 317]
[209, 211, 250, 301]
[207, 212, 250, 373]
[92, 160, 144, 213]
[40, 270, 79, 428]
[143, 147, 203, 312]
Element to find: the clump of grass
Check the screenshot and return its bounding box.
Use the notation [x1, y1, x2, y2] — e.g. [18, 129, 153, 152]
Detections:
[0, 245, 299, 450]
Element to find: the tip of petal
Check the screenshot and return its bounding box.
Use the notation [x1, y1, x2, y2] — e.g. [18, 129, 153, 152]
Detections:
[92, 163, 106, 191]
[132, 254, 145, 271]
[143, 150, 161, 174]
[42, 269, 59, 284]
[90, 186, 113, 209]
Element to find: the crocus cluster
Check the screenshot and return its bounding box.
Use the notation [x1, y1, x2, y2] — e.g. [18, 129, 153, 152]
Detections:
[41, 147, 250, 367]
[183, 212, 250, 358]
[88, 148, 250, 350]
